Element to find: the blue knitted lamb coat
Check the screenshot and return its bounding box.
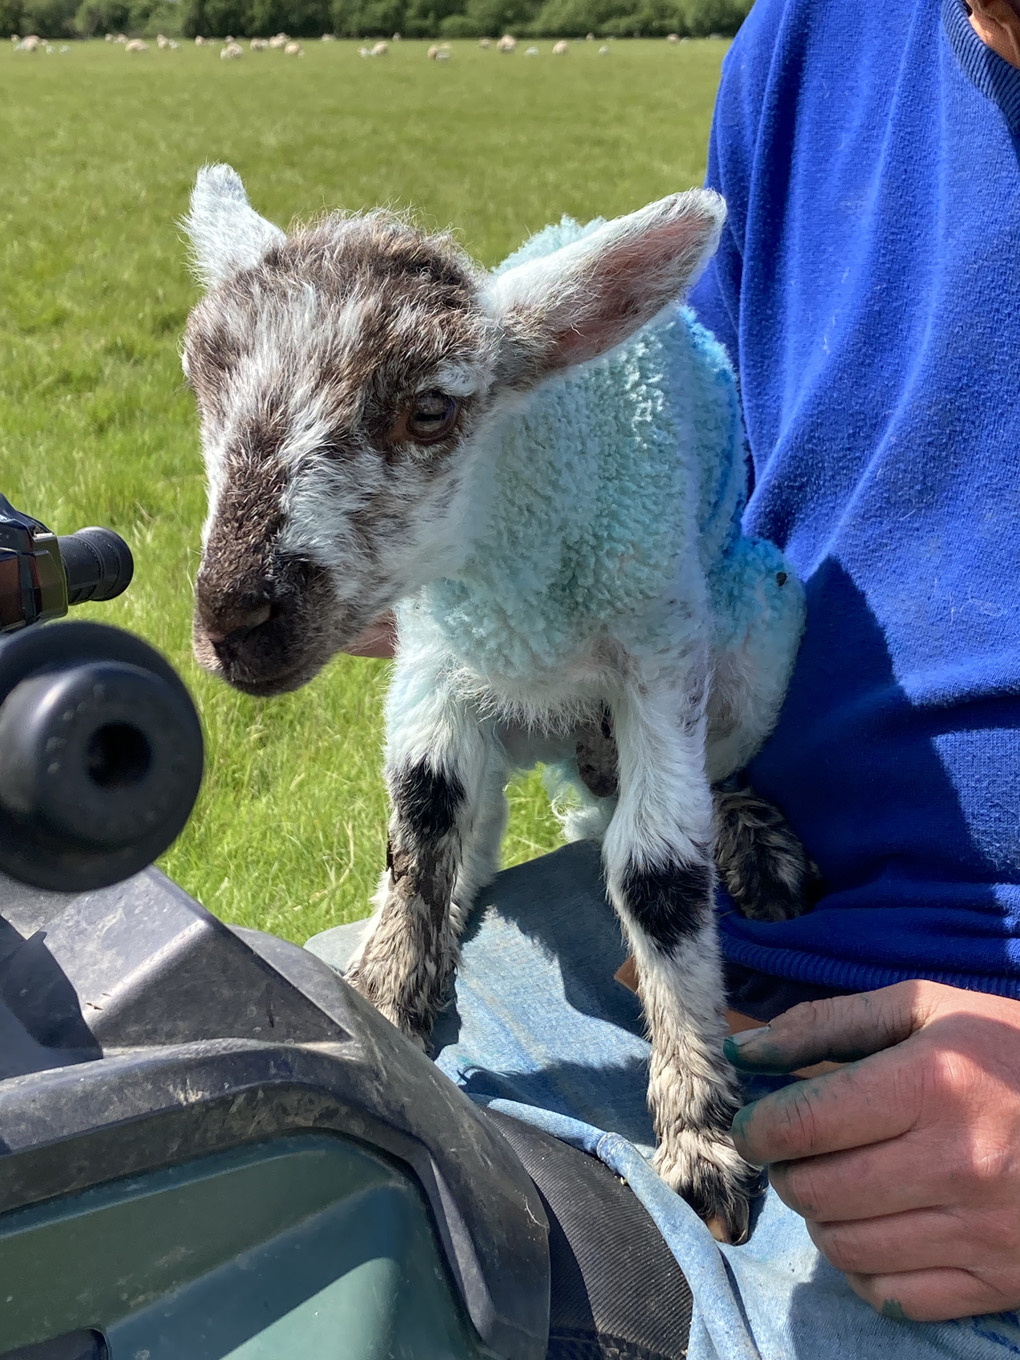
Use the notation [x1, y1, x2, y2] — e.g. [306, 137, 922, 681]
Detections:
[400, 216, 803, 770]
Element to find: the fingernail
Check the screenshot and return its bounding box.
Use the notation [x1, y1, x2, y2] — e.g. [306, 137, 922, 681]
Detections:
[723, 1027, 771, 1063]
[727, 1026, 771, 1048]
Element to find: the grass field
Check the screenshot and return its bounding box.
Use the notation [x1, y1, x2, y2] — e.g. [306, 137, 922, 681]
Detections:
[0, 36, 726, 939]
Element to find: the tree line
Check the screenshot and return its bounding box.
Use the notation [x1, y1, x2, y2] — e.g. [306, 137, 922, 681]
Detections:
[2, 0, 750, 43]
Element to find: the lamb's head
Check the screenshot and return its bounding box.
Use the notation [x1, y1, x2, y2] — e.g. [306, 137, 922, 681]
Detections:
[183, 164, 725, 695]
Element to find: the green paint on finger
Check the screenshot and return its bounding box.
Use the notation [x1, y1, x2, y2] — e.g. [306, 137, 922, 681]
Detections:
[881, 1299, 910, 1321]
[723, 1033, 797, 1073]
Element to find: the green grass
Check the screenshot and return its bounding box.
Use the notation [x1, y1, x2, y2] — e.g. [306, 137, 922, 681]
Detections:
[0, 35, 725, 939]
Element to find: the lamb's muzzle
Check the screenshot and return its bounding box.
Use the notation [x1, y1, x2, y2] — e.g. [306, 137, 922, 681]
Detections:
[182, 164, 808, 1243]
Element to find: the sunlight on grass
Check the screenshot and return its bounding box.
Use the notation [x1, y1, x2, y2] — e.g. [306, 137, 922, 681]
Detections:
[0, 37, 724, 938]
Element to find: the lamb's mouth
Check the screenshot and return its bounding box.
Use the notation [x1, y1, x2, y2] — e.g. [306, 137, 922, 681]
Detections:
[226, 666, 312, 696]
[218, 651, 336, 696]
[194, 630, 335, 696]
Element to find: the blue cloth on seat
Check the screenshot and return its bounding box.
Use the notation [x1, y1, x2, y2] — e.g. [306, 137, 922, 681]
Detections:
[425, 845, 1020, 1360]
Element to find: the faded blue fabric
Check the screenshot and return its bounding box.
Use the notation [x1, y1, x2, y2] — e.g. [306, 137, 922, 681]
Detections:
[430, 845, 1020, 1359]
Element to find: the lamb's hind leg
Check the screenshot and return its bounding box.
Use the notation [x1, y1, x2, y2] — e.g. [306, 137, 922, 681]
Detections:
[346, 666, 496, 1048]
[713, 785, 819, 922]
[603, 665, 758, 1244]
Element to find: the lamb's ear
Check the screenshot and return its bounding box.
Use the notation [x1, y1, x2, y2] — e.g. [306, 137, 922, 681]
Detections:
[488, 189, 725, 380]
[184, 164, 286, 289]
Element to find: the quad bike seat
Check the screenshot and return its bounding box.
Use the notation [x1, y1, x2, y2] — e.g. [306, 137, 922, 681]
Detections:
[0, 866, 692, 1360]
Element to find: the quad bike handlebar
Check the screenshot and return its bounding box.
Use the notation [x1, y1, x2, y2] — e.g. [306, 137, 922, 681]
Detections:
[0, 495, 203, 892]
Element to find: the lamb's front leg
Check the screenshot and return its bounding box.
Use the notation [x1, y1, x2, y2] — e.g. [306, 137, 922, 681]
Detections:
[346, 664, 498, 1048]
[603, 665, 759, 1244]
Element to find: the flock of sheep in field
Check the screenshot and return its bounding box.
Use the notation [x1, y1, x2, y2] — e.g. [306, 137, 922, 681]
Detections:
[10, 28, 700, 58]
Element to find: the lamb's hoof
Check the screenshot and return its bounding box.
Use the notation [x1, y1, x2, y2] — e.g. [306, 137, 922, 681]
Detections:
[713, 786, 819, 923]
[652, 1135, 758, 1246]
[344, 965, 430, 1052]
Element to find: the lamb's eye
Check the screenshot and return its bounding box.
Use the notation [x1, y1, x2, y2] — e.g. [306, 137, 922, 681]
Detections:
[405, 391, 458, 444]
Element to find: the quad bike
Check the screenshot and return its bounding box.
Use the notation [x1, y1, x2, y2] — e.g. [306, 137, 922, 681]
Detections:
[0, 495, 691, 1360]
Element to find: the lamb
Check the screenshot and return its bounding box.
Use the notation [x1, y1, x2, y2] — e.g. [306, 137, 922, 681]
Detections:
[182, 165, 809, 1243]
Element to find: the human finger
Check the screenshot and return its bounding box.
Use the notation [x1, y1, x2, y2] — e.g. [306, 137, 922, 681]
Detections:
[731, 1047, 924, 1166]
[724, 982, 932, 1075]
[845, 1266, 1018, 1324]
[806, 1207, 976, 1277]
[768, 1133, 947, 1222]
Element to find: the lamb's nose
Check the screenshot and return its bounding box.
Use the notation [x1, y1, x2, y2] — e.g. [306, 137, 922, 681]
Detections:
[203, 600, 273, 644]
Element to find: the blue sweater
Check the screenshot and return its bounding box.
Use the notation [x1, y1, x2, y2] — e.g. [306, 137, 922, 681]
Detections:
[689, 0, 1020, 1016]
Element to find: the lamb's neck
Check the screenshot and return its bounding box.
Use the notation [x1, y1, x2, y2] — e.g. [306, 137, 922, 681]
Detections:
[447, 379, 582, 590]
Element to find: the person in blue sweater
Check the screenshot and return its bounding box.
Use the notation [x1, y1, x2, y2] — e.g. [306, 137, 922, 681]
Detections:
[310, 0, 1020, 1351]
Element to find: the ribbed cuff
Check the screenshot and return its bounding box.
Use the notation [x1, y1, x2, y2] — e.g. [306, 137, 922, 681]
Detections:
[943, 0, 1020, 135]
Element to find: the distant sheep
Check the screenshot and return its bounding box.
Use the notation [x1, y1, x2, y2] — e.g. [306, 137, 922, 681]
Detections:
[552, 38, 568, 53]
[598, 44, 609, 53]
[370, 40, 389, 54]
[220, 41, 243, 58]
[496, 33, 515, 51]
[524, 44, 538, 55]
[156, 32, 170, 47]
[194, 34, 208, 44]
[321, 32, 335, 40]
[478, 36, 490, 47]
[666, 31, 680, 42]
[124, 38, 148, 51]
[283, 40, 303, 54]
[268, 31, 288, 47]
[250, 37, 268, 49]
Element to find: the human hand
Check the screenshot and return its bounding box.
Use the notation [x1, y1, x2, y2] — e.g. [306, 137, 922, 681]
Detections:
[343, 613, 396, 658]
[725, 980, 1020, 1322]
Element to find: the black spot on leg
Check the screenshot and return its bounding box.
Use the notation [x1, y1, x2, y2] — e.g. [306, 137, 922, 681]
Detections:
[391, 759, 464, 841]
[621, 860, 712, 953]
